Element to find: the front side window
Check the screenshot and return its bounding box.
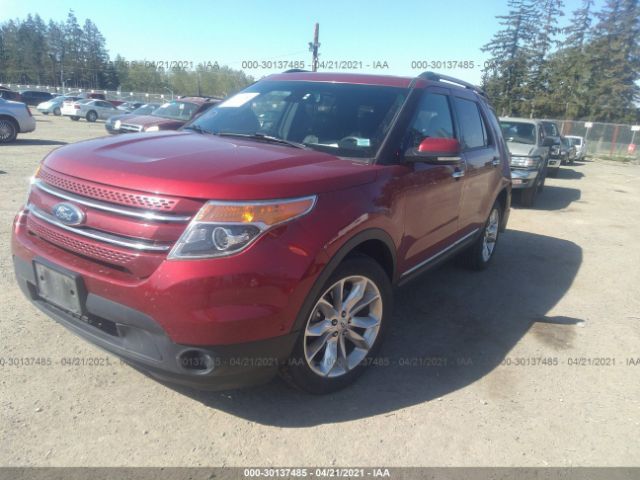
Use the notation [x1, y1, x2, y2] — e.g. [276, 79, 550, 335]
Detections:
[402, 92, 455, 150]
[187, 80, 408, 158]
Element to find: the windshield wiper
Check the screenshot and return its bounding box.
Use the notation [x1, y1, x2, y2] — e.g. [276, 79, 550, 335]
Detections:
[182, 125, 211, 134]
[214, 132, 307, 149]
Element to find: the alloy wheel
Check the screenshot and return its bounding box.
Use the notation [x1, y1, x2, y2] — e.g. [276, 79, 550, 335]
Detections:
[482, 208, 500, 262]
[303, 275, 382, 378]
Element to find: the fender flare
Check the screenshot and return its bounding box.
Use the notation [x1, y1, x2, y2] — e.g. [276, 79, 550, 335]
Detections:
[290, 228, 397, 333]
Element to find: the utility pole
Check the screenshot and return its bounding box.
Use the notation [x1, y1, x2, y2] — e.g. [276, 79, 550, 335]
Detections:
[308, 23, 320, 72]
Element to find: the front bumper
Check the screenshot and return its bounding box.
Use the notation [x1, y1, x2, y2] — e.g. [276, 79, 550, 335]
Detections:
[509, 168, 539, 189]
[13, 254, 298, 390]
[11, 204, 328, 388]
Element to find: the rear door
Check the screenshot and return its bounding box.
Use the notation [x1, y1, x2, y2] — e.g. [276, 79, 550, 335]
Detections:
[453, 94, 501, 231]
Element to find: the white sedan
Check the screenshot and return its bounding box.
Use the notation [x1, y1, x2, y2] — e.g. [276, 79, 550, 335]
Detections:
[36, 96, 79, 116]
[61, 99, 119, 122]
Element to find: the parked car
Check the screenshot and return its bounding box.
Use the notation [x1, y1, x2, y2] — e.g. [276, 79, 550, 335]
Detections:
[37, 96, 80, 116]
[19, 90, 54, 106]
[560, 136, 577, 166]
[565, 135, 587, 161]
[0, 98, 36, 142]
[105, 103, 161, 134]
[500, 117, 554, 206]
[12, 71, 511, 393]
[61, 98, 119, 122]
[116, 97, 221, 132]
[0, 87, 23, 102]
[540, 120, 563, 174]
[116, 101, 145, 113]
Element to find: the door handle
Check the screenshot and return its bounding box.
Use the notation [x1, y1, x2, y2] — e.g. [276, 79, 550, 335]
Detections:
[491, 157, 500, 166]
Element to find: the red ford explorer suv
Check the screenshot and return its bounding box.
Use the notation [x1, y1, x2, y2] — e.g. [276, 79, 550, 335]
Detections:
[12, 71, 511, 393]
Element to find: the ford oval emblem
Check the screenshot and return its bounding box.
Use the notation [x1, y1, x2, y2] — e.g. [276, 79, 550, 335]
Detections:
[52, 202, 85, 226]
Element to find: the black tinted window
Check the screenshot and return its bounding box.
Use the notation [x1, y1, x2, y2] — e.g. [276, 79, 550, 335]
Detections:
[403, 93, 454, 149]
[454, 97, 488, 149]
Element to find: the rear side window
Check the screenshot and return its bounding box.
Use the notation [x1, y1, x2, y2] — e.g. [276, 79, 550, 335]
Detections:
[453, 97, 489, 150]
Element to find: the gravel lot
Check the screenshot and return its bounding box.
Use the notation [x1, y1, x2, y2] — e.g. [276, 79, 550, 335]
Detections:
[1, 113, 639, 467]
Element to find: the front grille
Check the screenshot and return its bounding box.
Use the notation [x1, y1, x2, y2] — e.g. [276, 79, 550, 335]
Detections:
[28, 215, 137, 266]
[38, 167, 178, 211]
[26, 167, 200, 276]
[120, 123, 143, 133]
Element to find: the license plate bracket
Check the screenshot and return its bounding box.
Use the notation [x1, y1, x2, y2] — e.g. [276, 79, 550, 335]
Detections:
[34, 260, 85, 316]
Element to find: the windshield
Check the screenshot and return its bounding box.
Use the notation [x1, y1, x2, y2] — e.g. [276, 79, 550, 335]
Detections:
[569, 137, 582, 146]
[132, 104, 159, 115]
[151, 101, 199, 120]
[500, 121, 536, 145]
[187, 80, 408, 158]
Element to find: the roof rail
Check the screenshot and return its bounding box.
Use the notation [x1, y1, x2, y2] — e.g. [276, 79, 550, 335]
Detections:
[282, 69, 309, 73]
[419, 71, 486, 97]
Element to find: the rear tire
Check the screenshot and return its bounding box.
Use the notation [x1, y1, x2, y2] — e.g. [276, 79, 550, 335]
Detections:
[0, 117, 18, 143]
[70, 116, 79, 121]
[462, 202, 501, 271]
[86, 111, 98, 122]
[53, 107, 61, 116]
[281, 255, 392, 394]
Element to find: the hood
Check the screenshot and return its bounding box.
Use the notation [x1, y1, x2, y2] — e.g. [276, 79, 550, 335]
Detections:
[119, 115, 184, 129]
[506, 142, 539, 157]
[42, 131, 378, 200]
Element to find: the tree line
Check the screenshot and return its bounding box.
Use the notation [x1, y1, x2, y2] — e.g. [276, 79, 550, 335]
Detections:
[0, 11, 253, 97]
[1, 5, 638, 122]
[482, 0, 640, 123]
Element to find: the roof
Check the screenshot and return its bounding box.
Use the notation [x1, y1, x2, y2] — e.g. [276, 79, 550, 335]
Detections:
[176, 96, 223, 104]
[265, 72, 416, 88]
[499, 117, 540, 124]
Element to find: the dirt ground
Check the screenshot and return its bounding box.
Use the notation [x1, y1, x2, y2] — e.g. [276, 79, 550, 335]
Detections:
[1, 112, 639, 467]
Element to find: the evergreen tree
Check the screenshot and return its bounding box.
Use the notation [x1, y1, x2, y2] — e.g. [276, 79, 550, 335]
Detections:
[481, 0, 539, 116]
[585, 0, 640, 122]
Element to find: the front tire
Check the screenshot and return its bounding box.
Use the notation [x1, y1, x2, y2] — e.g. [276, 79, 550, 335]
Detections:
[281, 255, 392, 394]
[463, 202, 501, 270]
[53, 107, 61, 116]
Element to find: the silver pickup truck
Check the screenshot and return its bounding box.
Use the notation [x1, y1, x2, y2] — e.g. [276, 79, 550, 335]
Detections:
[500, 117, 555, 207]
[0, 98, 36, 143]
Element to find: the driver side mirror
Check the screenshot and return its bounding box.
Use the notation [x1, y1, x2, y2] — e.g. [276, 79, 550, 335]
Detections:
[405, 137, 462, 163]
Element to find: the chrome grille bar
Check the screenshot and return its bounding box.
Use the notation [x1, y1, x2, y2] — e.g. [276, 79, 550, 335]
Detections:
[28, 204, 171, 252]
[33, 180, 191, 223]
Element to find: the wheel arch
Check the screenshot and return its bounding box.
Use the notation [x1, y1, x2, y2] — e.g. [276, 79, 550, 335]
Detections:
[290, 228, 397, 333]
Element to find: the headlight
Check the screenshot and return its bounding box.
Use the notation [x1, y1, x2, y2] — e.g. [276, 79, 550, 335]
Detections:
[168, 196, 317, 259]
[510, 156, 540, 168]
[145, 125, 160, 132]
[113, 119, 121, 129]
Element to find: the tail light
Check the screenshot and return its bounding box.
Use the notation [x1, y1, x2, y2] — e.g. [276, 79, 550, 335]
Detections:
[74, 104, 80, 110]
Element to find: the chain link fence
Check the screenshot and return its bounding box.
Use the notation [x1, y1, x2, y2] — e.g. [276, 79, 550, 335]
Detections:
[547, 119, 640, 163]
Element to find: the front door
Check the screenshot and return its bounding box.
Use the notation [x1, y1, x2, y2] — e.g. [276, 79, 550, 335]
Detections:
[397, 89, 466, 272]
